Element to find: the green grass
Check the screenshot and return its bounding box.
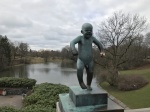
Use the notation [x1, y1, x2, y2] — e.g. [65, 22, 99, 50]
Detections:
[101, 68, 150, 109]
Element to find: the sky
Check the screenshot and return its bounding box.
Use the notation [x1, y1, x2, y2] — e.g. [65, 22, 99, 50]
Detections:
[0, 0, 150, 51]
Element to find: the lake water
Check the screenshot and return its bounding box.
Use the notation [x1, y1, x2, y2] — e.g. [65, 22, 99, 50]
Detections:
[0, 62, 99, 87]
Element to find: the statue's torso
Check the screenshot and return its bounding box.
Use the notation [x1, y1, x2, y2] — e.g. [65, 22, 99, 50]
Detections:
[78, 36, 93, 64]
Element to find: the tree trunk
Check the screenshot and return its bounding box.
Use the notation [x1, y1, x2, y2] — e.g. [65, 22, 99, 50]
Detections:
[107, 68, 119, 86]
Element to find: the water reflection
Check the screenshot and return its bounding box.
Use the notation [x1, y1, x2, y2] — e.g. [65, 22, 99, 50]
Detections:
[61, 61, 76, 68]
[0, 65, 28, 78]
[0, 62, 98, 87]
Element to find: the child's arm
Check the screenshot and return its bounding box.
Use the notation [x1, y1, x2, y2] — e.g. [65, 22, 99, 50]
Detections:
[93, 37, 105, 57]
[70, 36, 81, 55]
[93, 36, 104, 52]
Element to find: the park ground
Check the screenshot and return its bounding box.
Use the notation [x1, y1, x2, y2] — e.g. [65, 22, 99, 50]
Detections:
[101, 63, 150, 109]
[0, 95, 22, 109]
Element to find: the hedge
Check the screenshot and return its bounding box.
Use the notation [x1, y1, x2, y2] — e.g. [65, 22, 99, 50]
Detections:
[0, 77, 36, 88]
[118, 75, 149, 91]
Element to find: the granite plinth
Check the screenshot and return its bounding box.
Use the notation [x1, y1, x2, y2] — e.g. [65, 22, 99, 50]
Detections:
[69, 86, 108, 107]
[59, 93, 124, 112]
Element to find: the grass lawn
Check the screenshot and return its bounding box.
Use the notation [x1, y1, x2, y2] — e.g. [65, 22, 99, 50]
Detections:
[101, 67, 150, 109]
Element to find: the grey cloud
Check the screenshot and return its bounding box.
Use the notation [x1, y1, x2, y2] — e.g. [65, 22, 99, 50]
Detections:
[30, 39, 64, 51]
[0, 25, 8, 34]
[44, 25, 80, 43]
[0, 13, 32, 28]
[0, 0, 150, 50]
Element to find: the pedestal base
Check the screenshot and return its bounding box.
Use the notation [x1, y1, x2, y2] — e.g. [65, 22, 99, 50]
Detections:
[58, 86, 124, 112]
[69, 86, 108, 106]
[59, 94, 124, 112]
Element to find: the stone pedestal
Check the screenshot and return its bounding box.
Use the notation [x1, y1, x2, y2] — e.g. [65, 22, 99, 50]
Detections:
[58, 86, 124, 112]
[69, 86, 108, 107]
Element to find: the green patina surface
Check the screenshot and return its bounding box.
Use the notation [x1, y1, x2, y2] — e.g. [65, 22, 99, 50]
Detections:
[59, 86, 124, 112]
[70, 23, 104, 89]
[59, 94, 107, 112]
[69, 86, 108, 106]
[69, 86, 107, 95]
[59, 94, 124, 112]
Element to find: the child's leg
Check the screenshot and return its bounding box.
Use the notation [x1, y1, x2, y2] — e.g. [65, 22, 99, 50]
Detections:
[77, 58, 87, 89]
[85, 61, 94, 89]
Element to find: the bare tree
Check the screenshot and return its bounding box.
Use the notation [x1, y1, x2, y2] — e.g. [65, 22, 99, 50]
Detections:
[145, 32, 150, 47]
[18, 42, 29, 58]
[144, 32, 150, 58]
[121, 35, 147, 69]
[41, 50, 50, 62]
[61, 45, 72, 60]
[97, 11, 147, 86]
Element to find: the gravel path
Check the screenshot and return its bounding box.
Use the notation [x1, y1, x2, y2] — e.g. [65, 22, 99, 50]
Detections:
[0, 95, 23, 109]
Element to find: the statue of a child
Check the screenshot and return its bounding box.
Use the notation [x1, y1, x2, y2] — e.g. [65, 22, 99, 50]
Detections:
[70, 23, 105, 90]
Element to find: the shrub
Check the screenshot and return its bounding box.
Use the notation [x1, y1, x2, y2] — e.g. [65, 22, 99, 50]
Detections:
[96, 70, 108, 84]
[118, 75, 149, 91]
[23, 83, 69, 110]
[0, 107, 19, 112]
[21, 104, 55, 112]
[0, 77, 36, 88]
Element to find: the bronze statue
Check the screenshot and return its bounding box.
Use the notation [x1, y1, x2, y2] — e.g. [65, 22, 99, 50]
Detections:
[70, 23, 105, 90]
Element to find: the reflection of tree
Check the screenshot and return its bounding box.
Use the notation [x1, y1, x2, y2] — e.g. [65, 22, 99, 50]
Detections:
[0, 65, 28, 78]
[14, 65, 28, 78]
[61, 69, 76, 76]
[0, 68, 15, 77]
[34, 68, 51, 74]
[30, 67, 35, 73]
[44, 68, 50, 74]
[61, 61, 76, 68]
[60, 61, 77, 77]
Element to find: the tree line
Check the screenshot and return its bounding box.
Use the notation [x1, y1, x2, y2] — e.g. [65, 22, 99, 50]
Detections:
[0, 35, 73, 71]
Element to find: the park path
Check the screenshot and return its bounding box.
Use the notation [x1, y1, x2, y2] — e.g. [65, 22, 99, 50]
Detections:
[0, 95, 22, 109]
[125, 108, 150, 112]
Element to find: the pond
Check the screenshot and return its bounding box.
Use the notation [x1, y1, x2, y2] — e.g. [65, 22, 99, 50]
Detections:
[0, 62, 99, 87]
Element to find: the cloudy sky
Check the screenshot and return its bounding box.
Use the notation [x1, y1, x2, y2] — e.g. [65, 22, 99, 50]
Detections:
[0, 0, 150, 51]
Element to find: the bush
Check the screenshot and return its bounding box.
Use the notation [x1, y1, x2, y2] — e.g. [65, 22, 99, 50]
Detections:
[21, 104, 55, 112]
[0, 107, 19, 112]
[96, 70, 108, 84]
[0, 77, 36, 88]
[23, 83, 69, 111]
[118, 75, 149, 91]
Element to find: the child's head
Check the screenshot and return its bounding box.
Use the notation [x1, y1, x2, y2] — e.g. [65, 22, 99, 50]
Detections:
[81, 23, 93, 39]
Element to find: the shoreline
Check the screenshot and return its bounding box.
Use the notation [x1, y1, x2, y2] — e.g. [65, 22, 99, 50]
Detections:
[0, 57, 74, 72]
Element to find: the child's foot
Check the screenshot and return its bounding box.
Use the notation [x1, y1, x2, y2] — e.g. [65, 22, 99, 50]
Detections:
[87, 85, 92, 91]
[80, 82, 87, 89]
